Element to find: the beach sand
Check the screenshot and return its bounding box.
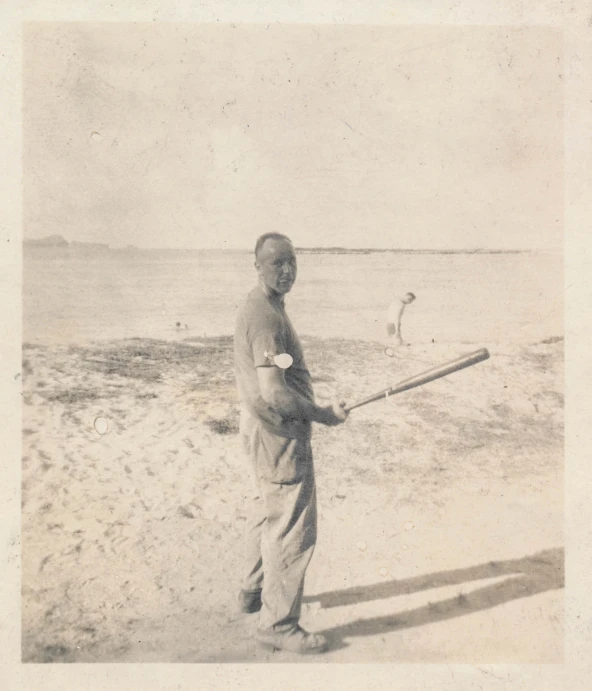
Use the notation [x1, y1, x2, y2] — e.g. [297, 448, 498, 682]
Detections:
[21, 335, 563, 663]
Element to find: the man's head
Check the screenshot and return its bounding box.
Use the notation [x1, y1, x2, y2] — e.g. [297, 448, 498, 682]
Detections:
[402, 292, 416, 305]
[254, 233, 297, 296]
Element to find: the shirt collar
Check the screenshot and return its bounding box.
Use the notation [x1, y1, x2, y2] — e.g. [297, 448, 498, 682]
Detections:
[258, 278, 285, 306]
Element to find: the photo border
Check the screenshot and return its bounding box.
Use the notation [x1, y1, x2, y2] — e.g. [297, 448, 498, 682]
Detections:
[2, 1, 590, 689]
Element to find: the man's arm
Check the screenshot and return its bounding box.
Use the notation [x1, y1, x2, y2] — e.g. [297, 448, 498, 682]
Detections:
[257, 366, 347, 426]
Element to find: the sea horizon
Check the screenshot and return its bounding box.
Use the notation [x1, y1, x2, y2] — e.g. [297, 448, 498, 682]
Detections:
[23, 236, 557, 255]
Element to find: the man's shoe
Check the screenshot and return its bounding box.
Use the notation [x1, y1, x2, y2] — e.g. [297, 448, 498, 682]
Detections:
[255, 625, 328, 654]
[238, 588, 262, 614]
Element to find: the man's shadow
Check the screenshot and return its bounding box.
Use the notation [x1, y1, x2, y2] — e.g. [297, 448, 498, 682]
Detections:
[303, 548, 563, 649]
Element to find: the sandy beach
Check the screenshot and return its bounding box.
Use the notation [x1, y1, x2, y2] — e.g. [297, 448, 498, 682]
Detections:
[21, 334, 563, 663]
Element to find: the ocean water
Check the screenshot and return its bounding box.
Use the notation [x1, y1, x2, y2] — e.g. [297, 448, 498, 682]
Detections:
[23, 250, 562, 347]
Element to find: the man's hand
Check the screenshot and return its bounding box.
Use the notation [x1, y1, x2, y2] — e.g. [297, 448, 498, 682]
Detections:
[258, 366, 350, 427]
[321, 400, 349, 426]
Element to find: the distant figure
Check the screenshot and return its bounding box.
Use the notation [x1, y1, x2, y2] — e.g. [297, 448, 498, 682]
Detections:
[386, 292, 416, 354]
[185, 324, 189, 330]
[176, 322, 181, 330]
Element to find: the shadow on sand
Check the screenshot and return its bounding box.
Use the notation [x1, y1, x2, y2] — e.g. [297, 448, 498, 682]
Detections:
[303, 548, 563, 649]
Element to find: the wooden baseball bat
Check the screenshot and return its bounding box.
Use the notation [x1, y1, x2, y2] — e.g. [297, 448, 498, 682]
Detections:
[344, 348, 490, 412]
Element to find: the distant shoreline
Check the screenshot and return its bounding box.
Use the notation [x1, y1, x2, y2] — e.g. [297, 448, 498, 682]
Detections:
[23, 239, 543, 256]
[294, 248, 532, 255]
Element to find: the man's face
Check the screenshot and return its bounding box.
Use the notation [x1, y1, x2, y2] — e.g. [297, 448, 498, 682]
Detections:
[256, 239, 297, 295]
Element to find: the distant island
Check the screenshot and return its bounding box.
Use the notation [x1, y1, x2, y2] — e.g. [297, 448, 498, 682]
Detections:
[24, 235, 111, 252]
[23, 236, 140, 255]
[24, 234, 70, 248]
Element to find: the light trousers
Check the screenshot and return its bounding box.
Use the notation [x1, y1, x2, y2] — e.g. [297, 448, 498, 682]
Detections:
[240, 410, 317, 632]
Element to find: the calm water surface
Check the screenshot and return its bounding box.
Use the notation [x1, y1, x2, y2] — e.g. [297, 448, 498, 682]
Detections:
[23, 250, 562, 347]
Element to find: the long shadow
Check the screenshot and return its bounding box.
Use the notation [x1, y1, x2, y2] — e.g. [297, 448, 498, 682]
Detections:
[304, 548, 564, 648]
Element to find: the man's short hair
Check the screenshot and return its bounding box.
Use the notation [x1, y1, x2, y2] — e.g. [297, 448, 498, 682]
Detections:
[254, 233, 293, 258]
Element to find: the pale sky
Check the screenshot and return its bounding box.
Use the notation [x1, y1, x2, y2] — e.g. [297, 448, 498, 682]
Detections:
[23, 23, 563, 250]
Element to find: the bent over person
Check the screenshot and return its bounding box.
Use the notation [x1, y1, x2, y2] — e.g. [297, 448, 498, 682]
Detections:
[386, 292, 416, 346]
[233, 233, 348, 654]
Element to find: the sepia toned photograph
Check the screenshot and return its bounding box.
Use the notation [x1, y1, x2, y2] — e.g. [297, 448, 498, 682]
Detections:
[21, 22, 563, 663]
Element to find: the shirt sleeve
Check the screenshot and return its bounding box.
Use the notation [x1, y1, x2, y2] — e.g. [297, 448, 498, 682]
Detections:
[251, 329, 287, 368]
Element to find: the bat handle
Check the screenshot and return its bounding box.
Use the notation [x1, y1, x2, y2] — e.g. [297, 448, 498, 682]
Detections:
[343, 399, 376, 413]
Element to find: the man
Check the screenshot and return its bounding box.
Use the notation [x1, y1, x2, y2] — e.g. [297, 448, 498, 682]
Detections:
[385, 291, 416, 356]
[233, 233, 348, 654]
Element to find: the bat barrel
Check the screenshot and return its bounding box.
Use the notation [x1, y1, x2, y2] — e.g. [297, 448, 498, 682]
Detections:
[344, 348, 490, 412]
